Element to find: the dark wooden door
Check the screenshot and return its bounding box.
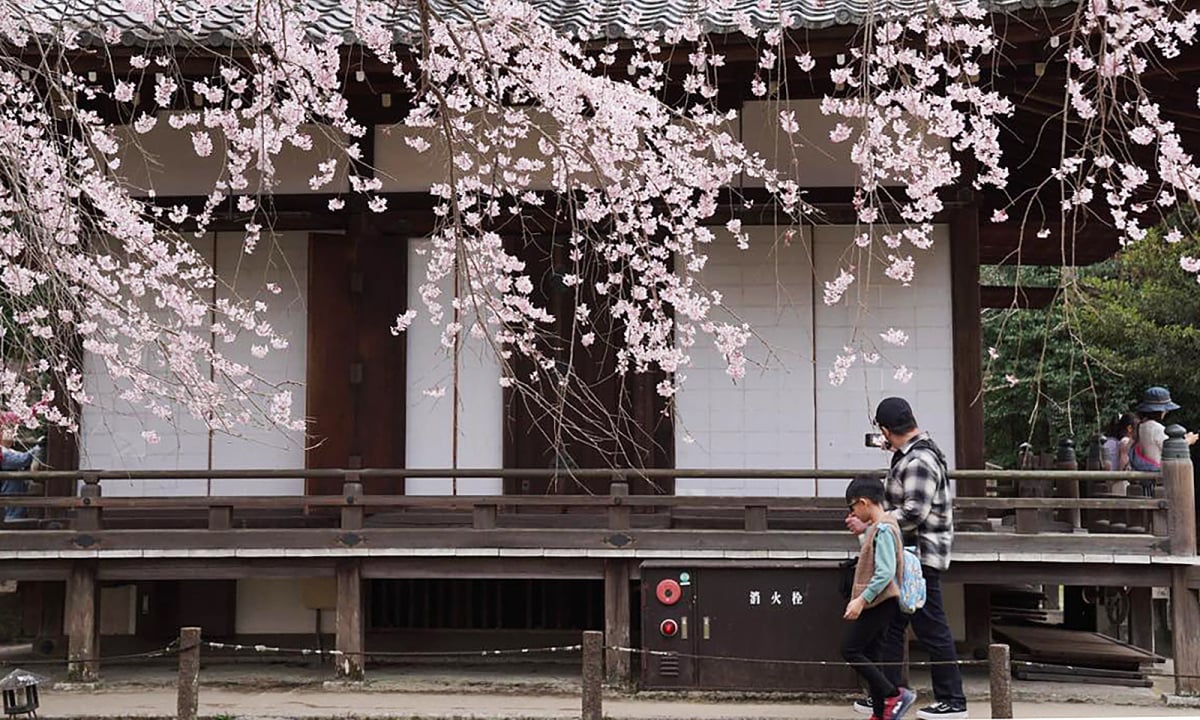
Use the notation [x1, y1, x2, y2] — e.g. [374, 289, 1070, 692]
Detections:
[306, 229, 407, 494]
[502, 235, 673, 495]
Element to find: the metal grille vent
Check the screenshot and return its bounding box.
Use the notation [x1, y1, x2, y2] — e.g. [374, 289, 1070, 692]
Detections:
[657, 653, 680, 677]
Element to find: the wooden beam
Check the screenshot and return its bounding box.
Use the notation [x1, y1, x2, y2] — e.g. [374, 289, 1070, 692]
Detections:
[0, 527, 1169, 555]
[65, 560, 98, 682]
[335, 560, 365, 681]
[604, 559, 632, 687]
[979, 285, 1058, 309]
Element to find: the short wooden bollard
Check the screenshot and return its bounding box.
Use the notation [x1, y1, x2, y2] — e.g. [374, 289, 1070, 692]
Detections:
[989, 643, 1013, 719]
[582, 630, 603, 720]
[177, 627, 201, 720]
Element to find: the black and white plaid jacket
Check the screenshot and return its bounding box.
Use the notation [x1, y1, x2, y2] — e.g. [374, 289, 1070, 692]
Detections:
[884, 432, 953, 571]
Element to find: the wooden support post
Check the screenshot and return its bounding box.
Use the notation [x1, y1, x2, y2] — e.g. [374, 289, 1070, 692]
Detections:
[964, 585, 992, 656]
[341, 473, 363, 532]
[1172, 566, 1200, 695]
[1129, 586, 1154, 653]
[950, 199, 986, 515]
[1164, 426, 1196, 556]
[74, 473, 101, 532]
[604, 559, 631, 687]
[177, 626, 201, 720]
[65, 560, 98, 682]
[582, 630, 603, 720]
[744, 505, 768, 531]
[207, 506, 232, 531]
[473, 503, 497, 529]
[335, 560, 364, 681]
[608, 479, 630, 530]
[989, 643, 1013, 719]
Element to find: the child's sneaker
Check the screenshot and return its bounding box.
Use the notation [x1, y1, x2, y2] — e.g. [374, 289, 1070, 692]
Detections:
[853, 697, 875, 715]
[883, 687, 916, 720]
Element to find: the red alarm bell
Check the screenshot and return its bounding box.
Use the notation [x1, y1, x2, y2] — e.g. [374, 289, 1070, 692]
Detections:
[656, 578, 682, 605]
[659, 618, 679, 637]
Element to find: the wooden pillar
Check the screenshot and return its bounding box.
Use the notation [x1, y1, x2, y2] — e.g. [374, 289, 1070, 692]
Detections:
[964, 584, 992, 655]
[604, 559, 631, 687]
[1172, 567, 1200, 695]
[951, 199, 989, 642]
[1129, 586, 1154, 652]
[65, 560, 98, 682]
[335, 560, 364, 681]
[949, 199, 985, 481]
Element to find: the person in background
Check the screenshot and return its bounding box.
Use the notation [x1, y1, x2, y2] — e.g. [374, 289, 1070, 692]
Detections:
[0, 407, 46, 522]
[842, 475, 917, 720]
[1130, 386, 1197, 495]
[1102, 413, 1137, 495]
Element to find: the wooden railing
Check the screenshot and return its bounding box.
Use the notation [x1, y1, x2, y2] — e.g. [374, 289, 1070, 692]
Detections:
[0, 463, 1189, 559]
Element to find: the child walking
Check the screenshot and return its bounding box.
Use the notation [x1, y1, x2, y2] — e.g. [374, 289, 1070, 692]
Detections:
[843, 476, 916, 720]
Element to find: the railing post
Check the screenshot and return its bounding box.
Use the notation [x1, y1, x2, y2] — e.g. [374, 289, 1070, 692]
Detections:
[989, 643, 1013, 718]
[341, 472, 363, 531]
[208, 506, 233, 531]
[744, 505, 768, 531]
[1055, 438, 1083, 533]
[1015, 443, 1042, 533]
[581, 630, 603, 720]
[177, 626, 201, 720]
[608, 476, 630, 530]
[473, 503, 497, 529]
[1164, 425, 1196, 556]
[74, 473, 101, 532]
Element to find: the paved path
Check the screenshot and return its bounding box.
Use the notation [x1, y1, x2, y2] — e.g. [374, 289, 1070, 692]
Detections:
[33, 687, 1200, 719]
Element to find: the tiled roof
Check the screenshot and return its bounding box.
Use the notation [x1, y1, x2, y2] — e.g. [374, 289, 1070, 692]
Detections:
[25, 0, 1071, 46]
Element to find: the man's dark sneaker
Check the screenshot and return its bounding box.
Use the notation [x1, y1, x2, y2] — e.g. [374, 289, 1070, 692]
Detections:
[916, 702, 968, 719]
[853, 697, 874, 715]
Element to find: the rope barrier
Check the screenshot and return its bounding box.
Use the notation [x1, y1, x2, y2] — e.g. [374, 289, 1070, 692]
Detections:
[0, 643, 180, 667]
[204, 641, 585, 658]
[10, 638, 1200, 682]
[608, 645, 989, 668]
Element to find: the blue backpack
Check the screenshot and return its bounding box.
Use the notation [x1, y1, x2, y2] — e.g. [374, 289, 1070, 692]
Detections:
[897, 543, 926, 614]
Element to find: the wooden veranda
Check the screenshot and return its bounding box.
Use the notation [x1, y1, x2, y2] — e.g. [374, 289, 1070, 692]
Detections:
[2, 427, 1199, 693]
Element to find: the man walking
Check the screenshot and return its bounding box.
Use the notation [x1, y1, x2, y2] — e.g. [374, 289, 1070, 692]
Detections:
[847, 397, 967, 719]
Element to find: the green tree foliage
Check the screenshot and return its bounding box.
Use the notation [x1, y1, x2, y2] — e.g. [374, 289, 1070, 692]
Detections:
[982, 232, 1200, 467]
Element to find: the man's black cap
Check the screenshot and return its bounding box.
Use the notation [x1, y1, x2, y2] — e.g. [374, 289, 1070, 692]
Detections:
[874, 397, 916, 430]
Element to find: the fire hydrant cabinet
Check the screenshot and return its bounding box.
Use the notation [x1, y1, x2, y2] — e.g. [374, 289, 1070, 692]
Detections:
[640, 562, 860, 691]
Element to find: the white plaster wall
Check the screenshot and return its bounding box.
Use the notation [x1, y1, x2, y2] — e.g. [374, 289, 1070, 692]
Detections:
[81, 231, 310, 496]
[235, 578, 335, 635]
[740, 99, 856, 188]
[404, 238, 504, 495]
[115, 117, 349, 196]
[674, 226, 818, 496]
[812, 225, 956, 498]
[739, 99, 951, 189]
[80, 235, 214, 496]
[209, 231, 309, 495]
[374, 115, 740, 194]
